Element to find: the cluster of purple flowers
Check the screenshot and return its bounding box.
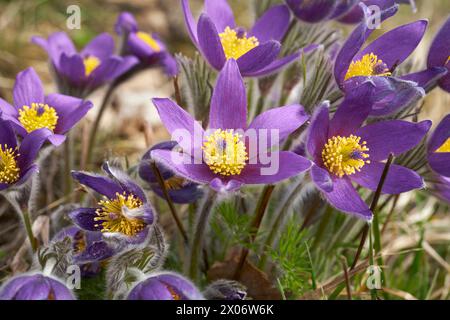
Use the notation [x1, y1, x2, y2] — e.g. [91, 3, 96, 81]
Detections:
[1, 0, 449, 300]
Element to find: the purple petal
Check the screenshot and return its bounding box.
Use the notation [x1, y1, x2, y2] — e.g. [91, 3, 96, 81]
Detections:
[429, 153, 450, 178]
[350, 162, 424, 194]
[311, 164, 333, 193]
[13, 68, 45, 108]
[306, 102, 330, 163]
[197, 14, 226, 71]
[209, 59, 246, 130]
[152, 98, 204, 158]
[81, 33, 115, 61]
[17, 128, 52, 170]
[31, 32, 76, 69]
[0, 98, 18, 116]
[47, 134, 66, 146]
[355, 20, 427, 70]
[181, 0, 199, 44]
[14, 165, 38, 188]
[237, 151, 311, 184]
[428, 114, 450, 153]
[74, 241, 114, 263]
[204, 0, 235, 33]
[115, 12, 139, 35]
[210, 178, 243, 192]
[69, 208, 101, 232]
[329, 0, 360, 19]
[237, 41, 280, 74]
[286, 0, 337, 23]
[428, 16, 450, 92]
[401, 67, 448, 92]
[86, 56, 122, 88]
[59, 53, 86, 86]
[250, 4, 290, 42]
[242, 50, 300, 77]
[356, 120, 431, 161]
[323, 177, 372, 220]
[102, 162, 147, 201]
[128, 32, 161, 58]
[71, 171, 124, 198]
[247, 103, 308, 152]
[0, 118, 17, 150]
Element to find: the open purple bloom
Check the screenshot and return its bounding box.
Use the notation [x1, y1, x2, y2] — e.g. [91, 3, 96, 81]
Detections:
[0, 68, 92, 146]
[334, 4, 429, 116]
[139, 141, 204, 203]
[0, 274, 75, 300]
[127, 272, 203, 300]
[150, 59, 311, 192]
[32, 32, 138, 97]
[182, 0, 303, 77]
[306, 83, 431, 219]
[53, 226, 116, 276]
[0, 117, 51, 191]
[427, 114, 450, 178]
[70, 162, 155, 243]
[115, 12, 178, 76]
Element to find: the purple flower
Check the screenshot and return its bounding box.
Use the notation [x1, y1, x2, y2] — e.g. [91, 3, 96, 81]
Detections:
[427, 114, 450, 178]
[69, 162, 154, 243]
[430, 175, 450, 204]
[150, 59, 311, 192]
[0, 117, 51, 191]
[0, 68, 92, 146]
[139, 141, 204, 203]
[181, 0, 302, 77]
[425, 16, 450, 93]
[0, 274, 75, 300]
[334, 4, 429, 116]
[127, 272, 203, 300]
[53, 226, 116, 276]
[115, 12, 178, 76]
[306, 83, 431, 219]
[32, 32, 138, 97]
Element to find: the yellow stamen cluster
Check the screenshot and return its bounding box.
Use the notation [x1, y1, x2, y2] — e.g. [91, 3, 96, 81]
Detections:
[136, 31, 161, 52]
[436, 138, 450, 153]
[0, 145, 20, 184]
[219, 26, 259, 60]
[18, 103, 59, 133]
[83, 56, 101, 76]
[95, 192, 145, 236]
[322, 135, 370, 178]
[203, 129, 248, 176]
[164, 176, 186, 190]
[345, 53, 392, 80]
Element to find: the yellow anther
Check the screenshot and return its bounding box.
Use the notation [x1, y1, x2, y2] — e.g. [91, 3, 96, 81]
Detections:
[436, 138, 450, 153]
[83, 56, 101, 76]
[345, 53, 391, 80]
[18, 103, 58, 133]
[136, 31, 161, 52]
[219, 26, 259, 60]
[0, 144, 20, 184]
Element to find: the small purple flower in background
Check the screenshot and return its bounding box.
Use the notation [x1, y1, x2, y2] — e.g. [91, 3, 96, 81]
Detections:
[115, 12, 178, 77]
[150, 59, 311, 192]
[306, 83, 430, 219]
[127, 272, 203, 300]
[334, 4, 431, 116]
[0, 68, 92, 146]
[69, 162, 154, 243]
[427, 114, 450, 178]
[32, 32, 138, 97]
[0, 117, 51, 191]
[181, 0, 304, 77]
[139, 141, 204, 204]
[0, 274, 75, 300]
[53, 226, 116, 277]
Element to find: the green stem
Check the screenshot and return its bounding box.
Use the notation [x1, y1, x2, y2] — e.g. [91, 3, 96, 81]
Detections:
[63, 134, 73, 198]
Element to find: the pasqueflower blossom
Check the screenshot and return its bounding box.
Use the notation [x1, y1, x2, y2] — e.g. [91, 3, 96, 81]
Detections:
[150, 59, 311, 192]
[127, 272, 203, 300]
[181, 0, 303, 77]
[306, 83, 430, 219]
[0, 68, 92, 146]
[115, 12, 178, 76]
[69, 162, 154, 243]
[427, 114, 450, 178]
[53, 226, 115, 276]
[139, 141, 203, 204]
[334, 4, 431, 116]
[0, 117, 51, 191]
[0, 274, 75, 300]
[32, 32, 138, 97]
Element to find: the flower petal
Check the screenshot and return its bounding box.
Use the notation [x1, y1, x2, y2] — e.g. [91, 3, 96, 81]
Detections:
[69, 208, 102, 232]
[102, 162, 147, 201]
[356, 120, 431, 161]
[350, 162, 424, 194]
[286, 0, 337, 23]
[427, 16, 450, 69]
[59, 53, 86, 86]
[0, 98, 18, 116]
[311, 164, 333, 193]
[71, 171, 124, 198]
[401, 67, 448, 92]
[306, 102, 330, 163]
[210, 178, 243, 192]
[81, 33, 115, 61]
[250, 4, 290, 42]
[181, 0, 198, 44]
[428, 114, 450, 154]
[32, 32, 77, 69]
[237, 41, 280, 74]
[204, 0, 235, 33]
[17, 128, 52, 170]
[209, 59, 247, 130]
[429, 153, 450, 178]
[197, 14, 226, 71]
[0, 118, 17, 150]
[13, 68, 45, 108]
[242, 50, 301, 77]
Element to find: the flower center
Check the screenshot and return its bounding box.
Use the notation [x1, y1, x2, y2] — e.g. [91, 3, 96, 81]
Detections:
[94, 192, 145, 236]
[18, 103, 58, 133]
[203, 129, 248, 176]
[219, 26, 259, 60]
[83, 55, 101, 76]
[436, 138, 450, 153]
[136, 31, 161, 52]
[0, 144, 20, 184]
[322, 135, 370, 178]
[345, 53, 392, 81]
